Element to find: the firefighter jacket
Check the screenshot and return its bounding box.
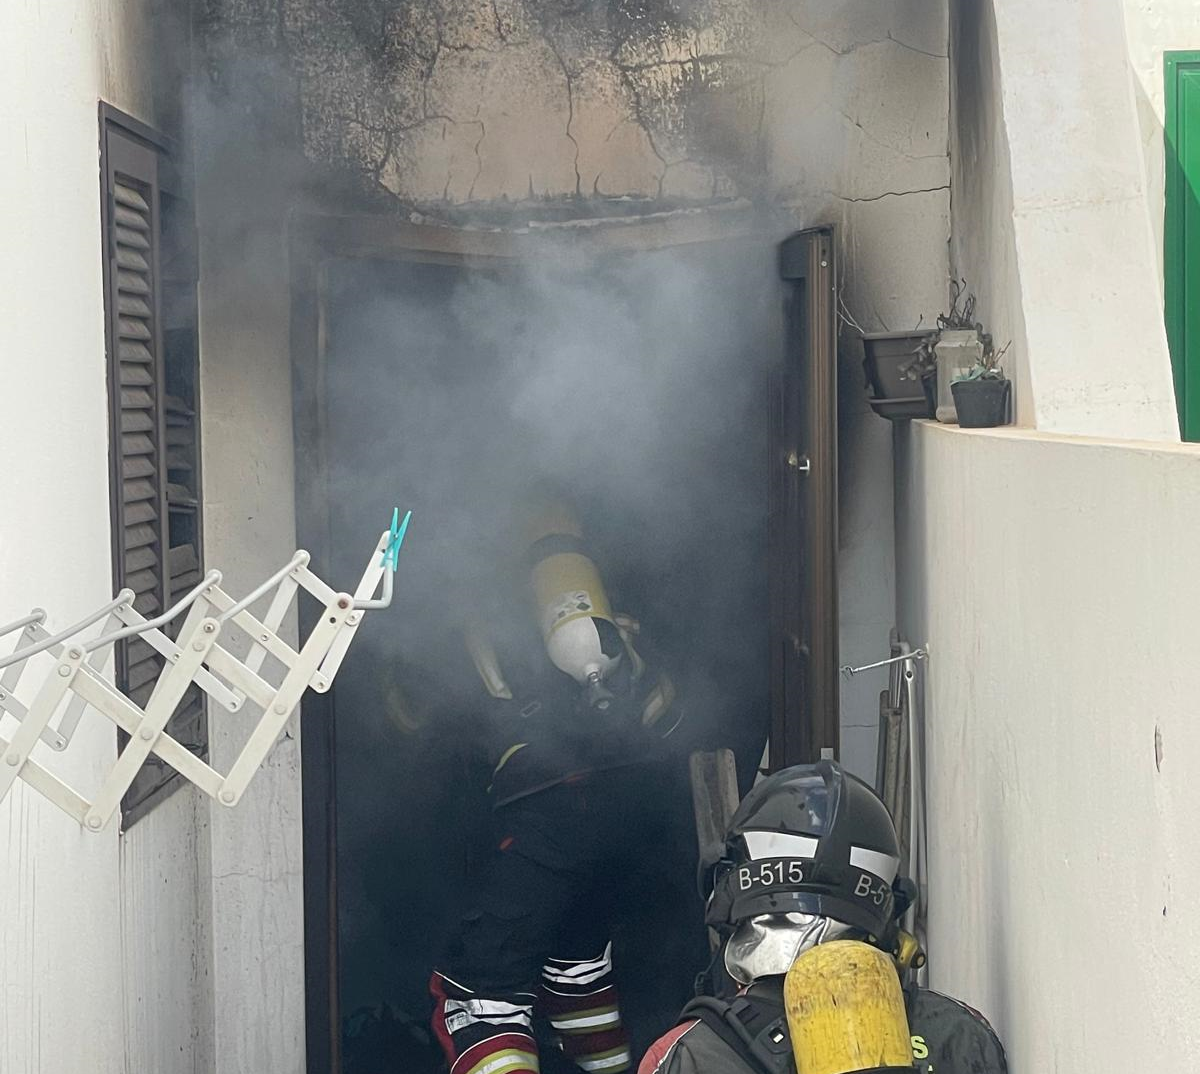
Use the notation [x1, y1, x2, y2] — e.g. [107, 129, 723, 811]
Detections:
[481, 627, 679, 808]
[638, 979, 1007, 1074]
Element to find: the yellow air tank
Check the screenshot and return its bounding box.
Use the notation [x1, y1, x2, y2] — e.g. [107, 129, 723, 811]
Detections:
[785, 940, 916, 1074]
[524, 496, 629, 710]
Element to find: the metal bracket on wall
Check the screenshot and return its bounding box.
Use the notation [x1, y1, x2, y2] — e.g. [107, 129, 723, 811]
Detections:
[0, 520, 405, 833]
[841, 647, 928, 678]
[871, 633, 929, 985]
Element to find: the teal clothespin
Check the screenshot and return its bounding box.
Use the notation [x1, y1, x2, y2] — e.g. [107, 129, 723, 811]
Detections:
[382, 508, 412, 571]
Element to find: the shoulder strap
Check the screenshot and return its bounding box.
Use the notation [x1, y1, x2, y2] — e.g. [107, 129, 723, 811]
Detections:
[679, 996, 794, 1074]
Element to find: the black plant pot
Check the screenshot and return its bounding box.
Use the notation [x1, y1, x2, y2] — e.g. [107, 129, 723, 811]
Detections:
[950, 377, 1011, 428]
[862, 331, 937, 421]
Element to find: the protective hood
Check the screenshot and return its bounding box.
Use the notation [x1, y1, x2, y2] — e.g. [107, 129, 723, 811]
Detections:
[724, 912, 860, 986]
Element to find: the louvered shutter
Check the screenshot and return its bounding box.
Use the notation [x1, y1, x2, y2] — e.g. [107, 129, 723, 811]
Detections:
[104, 128, 169, 709]
[159, 184, 205, 785]
[102, 111, 206, 824]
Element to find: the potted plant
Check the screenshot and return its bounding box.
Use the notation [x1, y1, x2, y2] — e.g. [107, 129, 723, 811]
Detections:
[933, 282, 988, 423]
[861, 329, 938, 421]
[950, 346, 1011, 428]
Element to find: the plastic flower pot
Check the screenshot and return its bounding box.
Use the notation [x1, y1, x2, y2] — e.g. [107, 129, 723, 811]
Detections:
[934, 328, 985, 423]
[949, 377, 1011, 428]
[862, 331, 937, 421]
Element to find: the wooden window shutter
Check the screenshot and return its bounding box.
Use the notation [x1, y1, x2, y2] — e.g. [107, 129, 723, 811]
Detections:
[101, 109, 205, 824]
[104, 125, 169, 701]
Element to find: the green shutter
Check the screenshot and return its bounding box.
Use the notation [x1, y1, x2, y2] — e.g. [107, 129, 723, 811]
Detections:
[1165, 52, 1200, 440]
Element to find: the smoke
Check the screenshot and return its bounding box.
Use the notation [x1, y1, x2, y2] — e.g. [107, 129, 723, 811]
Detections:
[320, 234, 778, 1037]
[181, 34, 781, 1047]
[185, 0, 949, 1054]
[323, 236, 777, 720]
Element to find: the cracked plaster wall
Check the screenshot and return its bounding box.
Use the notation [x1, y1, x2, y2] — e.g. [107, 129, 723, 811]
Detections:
[202, 0, 950, 226]
[203, 0, 952, 783]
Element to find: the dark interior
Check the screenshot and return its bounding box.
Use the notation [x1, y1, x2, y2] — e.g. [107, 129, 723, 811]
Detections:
[318, 241, 778, 1071]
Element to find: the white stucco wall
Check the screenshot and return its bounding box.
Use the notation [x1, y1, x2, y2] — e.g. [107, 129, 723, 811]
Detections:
[0, 2, 173, 1072]
[194, 153, 307, 1073]
[122, 787, 215, 1074]
[895, 420, 1200, 1073]
[952, 0, 1178, 441]
[118, 84, 309, 1074]
[1123, 1, 1200, 287]
[949, 0, 1032, 427]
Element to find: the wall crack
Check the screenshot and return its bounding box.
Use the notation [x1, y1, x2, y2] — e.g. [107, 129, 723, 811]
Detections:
[836, 109, 949, 163]
[547, 39, 583, 197]
[833, 184, 950, 204]
[467, 118, 487, 201]
[886, 32, 948, 60]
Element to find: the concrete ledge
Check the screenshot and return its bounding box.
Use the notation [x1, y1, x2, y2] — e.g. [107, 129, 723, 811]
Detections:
[912, 417, 1200, 456]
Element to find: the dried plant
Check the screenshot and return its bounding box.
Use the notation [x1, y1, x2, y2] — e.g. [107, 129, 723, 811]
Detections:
[938, 279, 982, 332]
[939, 279, 1011, 381]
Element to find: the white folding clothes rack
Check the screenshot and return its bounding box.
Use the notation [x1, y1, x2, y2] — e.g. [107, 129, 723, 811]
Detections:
[0, 512, 409, 833]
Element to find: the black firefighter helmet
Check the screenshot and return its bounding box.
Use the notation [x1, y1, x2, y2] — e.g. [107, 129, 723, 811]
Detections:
[703, 761, 909, 944]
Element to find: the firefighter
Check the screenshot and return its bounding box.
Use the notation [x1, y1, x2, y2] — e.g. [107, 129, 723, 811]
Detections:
[430, 493, 682, 1074]
[639, 761, 1008, 1074]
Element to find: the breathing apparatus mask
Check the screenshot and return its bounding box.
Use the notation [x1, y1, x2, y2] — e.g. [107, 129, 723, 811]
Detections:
[464, 490, 677, 732]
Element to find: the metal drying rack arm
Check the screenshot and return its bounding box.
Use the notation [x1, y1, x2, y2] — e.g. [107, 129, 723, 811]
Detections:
[0, 511, 411, 834]
[85, 571, 224, 652]
[0, 592, 136, 671]
[216, 552, 310, 623]
[351, 562, 394, 611]
[0, 610, 48, 640]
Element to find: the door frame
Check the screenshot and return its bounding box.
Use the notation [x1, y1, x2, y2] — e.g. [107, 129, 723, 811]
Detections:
[1165, 51, 1200, 440]
[772, 228, 839, 768]
[287, 210, 837, 1072]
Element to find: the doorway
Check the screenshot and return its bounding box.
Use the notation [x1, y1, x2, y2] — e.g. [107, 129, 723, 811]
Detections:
[290, 217, 838, 1073]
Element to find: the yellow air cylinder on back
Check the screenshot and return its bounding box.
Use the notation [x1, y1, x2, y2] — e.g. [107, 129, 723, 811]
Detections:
[784, 940, 915, 1074]
[524, 497, 625, 701]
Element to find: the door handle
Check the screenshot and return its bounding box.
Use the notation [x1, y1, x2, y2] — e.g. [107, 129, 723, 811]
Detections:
[786, 452, 811, 475]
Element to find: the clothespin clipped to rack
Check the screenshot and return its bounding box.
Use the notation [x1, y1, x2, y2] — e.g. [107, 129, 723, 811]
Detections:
[383, 508, 412, 572]
[353, 509, 412, 613]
